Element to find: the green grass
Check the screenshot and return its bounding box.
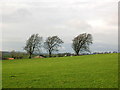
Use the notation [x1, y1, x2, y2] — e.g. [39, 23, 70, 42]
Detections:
[2, 53, 118, 88]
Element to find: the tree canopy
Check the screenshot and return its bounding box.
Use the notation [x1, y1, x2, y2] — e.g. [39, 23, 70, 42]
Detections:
[24, 34, 43, 58]
[44, 36, 64, 57]
[72, 33, 93, 55]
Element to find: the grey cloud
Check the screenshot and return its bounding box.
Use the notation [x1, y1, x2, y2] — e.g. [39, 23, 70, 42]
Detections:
[2, 41, 25, 51]
[1, 0, 118, 52]
[2, 8, 32, 23]
[90, 42, 118, 52]
[66, 19, 92, 31]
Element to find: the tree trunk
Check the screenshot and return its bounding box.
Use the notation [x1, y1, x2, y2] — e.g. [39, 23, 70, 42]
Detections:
[76, 51, 79, 56]
[76, 53, 79, 56]
[29, 53, 32, 59]
[49, 51, 52, 57]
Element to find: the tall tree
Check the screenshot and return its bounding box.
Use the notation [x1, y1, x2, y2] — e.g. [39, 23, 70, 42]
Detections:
[44, 36, 64, 57]
[34, 37, 43, 56]
[24, 34, 43, 59]
[72, 33, 93, 55]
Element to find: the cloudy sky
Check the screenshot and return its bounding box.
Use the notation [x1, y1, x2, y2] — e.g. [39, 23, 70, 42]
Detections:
[0, 0, 118, 53]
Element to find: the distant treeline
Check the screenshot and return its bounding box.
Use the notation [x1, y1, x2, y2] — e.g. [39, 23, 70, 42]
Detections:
[1, 51, 118, 60]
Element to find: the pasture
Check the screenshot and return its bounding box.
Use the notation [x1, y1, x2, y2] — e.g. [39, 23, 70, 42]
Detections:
[2, 53, 118, 88]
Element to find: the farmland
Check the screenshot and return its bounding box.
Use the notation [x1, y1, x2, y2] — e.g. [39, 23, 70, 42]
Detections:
[2, 53, 118, 88]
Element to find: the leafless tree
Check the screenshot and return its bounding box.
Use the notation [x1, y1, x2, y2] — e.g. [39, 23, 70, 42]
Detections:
[24, 34, 43, 59]
[44, 36, 64, 57]
[34, 37, 43, 56]
[72, 33, 93, 55]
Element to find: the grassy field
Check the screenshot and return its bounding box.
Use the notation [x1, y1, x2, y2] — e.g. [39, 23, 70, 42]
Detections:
[2, 53, 118, 88]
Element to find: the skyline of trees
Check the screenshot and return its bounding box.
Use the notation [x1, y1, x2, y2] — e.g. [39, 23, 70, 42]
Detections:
[23, 33, 93, 58]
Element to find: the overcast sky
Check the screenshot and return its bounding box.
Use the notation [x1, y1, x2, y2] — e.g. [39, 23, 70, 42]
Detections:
[0, 0, 119, 53]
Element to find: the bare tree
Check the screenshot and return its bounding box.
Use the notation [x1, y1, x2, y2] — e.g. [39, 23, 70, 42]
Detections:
[44, 36, 64, 57]
[34, 37, 43, 56]
[24, 34, 43, 59]
[72, 33, 93, 55]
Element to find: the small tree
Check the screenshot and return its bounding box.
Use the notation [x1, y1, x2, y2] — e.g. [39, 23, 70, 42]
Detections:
[72, 33, 93, 55]
[11, 50, 16, 58]
[11, 51, 24, 59]
[44, 36, 64, 57]
[24, 34, 43, 59]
